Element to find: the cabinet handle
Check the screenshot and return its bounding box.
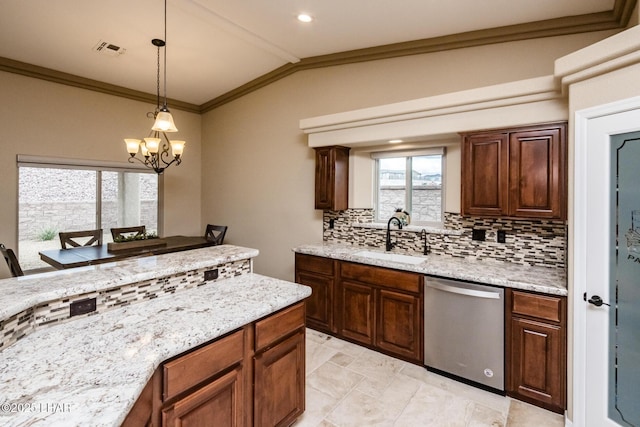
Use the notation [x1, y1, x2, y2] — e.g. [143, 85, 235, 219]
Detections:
[426, 281, 501, 299]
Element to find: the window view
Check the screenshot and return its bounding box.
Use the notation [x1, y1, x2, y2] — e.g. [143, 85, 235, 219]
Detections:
[18, 166, 158, 271]
[375, 152, 443, 225]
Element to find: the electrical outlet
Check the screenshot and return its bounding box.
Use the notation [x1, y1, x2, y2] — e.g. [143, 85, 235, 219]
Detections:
[70, 298, 97, 317]
[329, 219, 335, 229]
[204, 269, 219, 281]
[472, 229, 486, 241]
[497, 230, 507, 243]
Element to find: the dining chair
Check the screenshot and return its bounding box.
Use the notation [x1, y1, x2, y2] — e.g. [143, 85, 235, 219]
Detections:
[110, 226, 146, 241]
[204, 224, 228, 245]
[1, 243, 24, 277]
[59, 229, 103, 249]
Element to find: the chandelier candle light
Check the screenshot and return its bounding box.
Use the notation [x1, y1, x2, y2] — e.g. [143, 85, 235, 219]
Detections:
[124, 0, 185, 174]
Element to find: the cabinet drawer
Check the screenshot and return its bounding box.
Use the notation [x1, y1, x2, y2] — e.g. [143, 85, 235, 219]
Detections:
[255, 302, 305, 352]
[163, 329, 244, 401]
[340, 262, 421, 293]
[296, 253, 334, 276]
[511, 290, 564, 323]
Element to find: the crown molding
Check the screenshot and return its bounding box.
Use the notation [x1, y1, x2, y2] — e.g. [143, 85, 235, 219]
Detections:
[0, 57, 200, 114]
[202, 0, 635, 112]
[1, 0, 635, 114]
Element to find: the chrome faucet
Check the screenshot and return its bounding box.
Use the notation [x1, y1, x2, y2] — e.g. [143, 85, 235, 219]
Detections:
[386, 216, 403, 251]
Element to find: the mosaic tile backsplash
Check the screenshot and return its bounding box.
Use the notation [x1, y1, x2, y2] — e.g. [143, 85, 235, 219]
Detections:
[0, 259, 251, 350]
[323, 209, 566, 269]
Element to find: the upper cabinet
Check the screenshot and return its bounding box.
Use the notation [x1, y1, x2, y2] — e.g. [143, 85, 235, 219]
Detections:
[461, 122, 567, 220]
[314, 146, 350, 210]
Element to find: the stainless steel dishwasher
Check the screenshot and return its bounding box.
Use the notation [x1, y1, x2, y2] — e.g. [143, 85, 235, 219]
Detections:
[424, 276, 505, 392]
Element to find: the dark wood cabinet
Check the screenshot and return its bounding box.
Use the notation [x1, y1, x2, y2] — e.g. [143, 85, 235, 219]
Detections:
[461, 132, 509, 217]
[377, 289, 422, 360]
[254, 302, 306, 427]
[339, 280, 375, 346]
[161, 329, 246, 427]
[295, 256, 423, 363]
[461, 122, 567, 219]
[338, 261, 423, 363]
[314, 146, 350, 210]
[125, 302, 306, 427]
[506, 289, 566, 413]
[162, 366, 244, 427]
[254, 331, 305, 427]
[295, 253, 336, 333]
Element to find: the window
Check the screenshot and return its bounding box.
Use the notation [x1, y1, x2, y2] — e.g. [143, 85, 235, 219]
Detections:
[373, 148, 444, 226]
[17, 156, 158, 271]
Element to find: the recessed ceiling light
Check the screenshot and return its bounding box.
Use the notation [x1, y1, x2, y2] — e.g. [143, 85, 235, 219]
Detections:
[388, 139, 403, 144]
[297, 14, 313, 23]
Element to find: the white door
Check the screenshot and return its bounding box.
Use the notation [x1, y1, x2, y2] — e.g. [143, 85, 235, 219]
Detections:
[574, 99, 640, 427]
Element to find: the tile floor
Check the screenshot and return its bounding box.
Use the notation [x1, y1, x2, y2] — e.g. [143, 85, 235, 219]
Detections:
[294, 329, 565, 427]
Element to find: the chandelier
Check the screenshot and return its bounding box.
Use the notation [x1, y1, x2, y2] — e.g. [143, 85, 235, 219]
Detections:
[124, 0, 185, 174]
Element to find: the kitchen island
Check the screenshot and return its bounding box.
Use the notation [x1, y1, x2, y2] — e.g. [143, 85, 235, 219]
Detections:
[0, 245, 311, 426]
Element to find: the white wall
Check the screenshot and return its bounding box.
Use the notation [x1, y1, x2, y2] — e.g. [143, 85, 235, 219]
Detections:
[0, 72, 202, 278]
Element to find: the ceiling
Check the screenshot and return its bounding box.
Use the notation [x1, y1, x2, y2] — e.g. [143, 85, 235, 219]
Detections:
[0, 0, 629, 110]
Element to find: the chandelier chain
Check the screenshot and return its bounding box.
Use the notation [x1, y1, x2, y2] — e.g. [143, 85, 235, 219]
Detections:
[156, 44, 161, 110]
[163, 0, 167, 107]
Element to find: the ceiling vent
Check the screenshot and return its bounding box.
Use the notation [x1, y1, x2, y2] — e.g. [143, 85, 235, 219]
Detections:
[92, 40, 126, 57]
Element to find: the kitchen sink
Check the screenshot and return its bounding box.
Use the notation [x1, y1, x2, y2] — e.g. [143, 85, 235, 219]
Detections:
[353, 250, 426, 265]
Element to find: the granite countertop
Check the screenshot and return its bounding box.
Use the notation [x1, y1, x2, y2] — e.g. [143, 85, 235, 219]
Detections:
[293, 243, 567, 296]
[0, 244, 259, 323]
[0, 273, 311, 427]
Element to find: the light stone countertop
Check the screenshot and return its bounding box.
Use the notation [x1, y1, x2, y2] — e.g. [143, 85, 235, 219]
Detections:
[0, 273, 311, 427]
[0, 244, 259, 323]
[293, 243, 567, 296]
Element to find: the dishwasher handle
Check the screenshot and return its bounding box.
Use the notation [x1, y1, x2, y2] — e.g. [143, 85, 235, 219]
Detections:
[426, 280, 501, 299]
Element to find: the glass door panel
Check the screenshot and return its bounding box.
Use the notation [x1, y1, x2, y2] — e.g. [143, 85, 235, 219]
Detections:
[610, 133, 640, 426]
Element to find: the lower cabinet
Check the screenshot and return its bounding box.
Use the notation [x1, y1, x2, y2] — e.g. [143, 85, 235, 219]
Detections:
[295, 256, 423, 364]
[254, 331, 305, 427]
[376, 289, 421, 360]
[162, 366, 244, 426]
[339, 280, 375, 346]
[506, 289, 566, 413]
[124, 302, 306, 427]
[295, 253, 336, 334]
[338, 262, 423, 364]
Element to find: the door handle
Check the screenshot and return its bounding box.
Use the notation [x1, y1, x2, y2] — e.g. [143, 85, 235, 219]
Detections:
[584, 293, 610, 307]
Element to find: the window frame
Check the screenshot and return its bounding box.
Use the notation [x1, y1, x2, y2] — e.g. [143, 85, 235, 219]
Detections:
[16, 155, 162, 272]
[372, 148, 445, 227]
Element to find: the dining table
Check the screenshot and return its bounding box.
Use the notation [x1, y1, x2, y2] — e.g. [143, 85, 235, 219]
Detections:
[39, 235, 216, 270]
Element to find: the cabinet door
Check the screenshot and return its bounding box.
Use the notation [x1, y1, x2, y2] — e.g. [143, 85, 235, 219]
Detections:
[339, 280, 375, 346]
[162, 365, 244, 427]
[295, 270, 333, 333]
[376, 289, 422, 362]
[509, 125, 566, 218]
[461, 132, 509, 216]
[314, 146, 350, 210]
[509, 317, 565, 412]
[254, 330, 305, 427]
